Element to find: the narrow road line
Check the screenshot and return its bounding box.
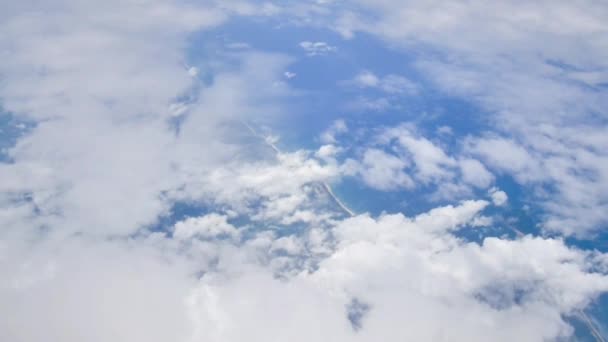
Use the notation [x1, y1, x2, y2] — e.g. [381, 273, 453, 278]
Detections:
[578, 310, 606, 342]
[242, 121, 355, 217]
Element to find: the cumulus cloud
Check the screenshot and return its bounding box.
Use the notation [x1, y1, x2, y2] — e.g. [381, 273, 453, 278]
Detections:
[383, 125, 457, 183]
[328, 122, 501, 199]
[173, 214, 239, 241]
[316, 144, 343, 159]
[8, 198, 599, 342]
[0, 0, 300, 238]
[0, 2, 338, 340]
[181, 201, 608, 342]
[342, 148, 414, 191]
[489, 187, 509, 207]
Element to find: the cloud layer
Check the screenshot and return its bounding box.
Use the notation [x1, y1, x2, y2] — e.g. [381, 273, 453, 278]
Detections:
[1, 1, 608, 341]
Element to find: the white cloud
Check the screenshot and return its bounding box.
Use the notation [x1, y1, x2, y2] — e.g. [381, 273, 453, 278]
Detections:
[329, 123, 499, 199]
[271, 235, 304, 255]
[2, 164, 608, 342]
[471, 215, 493, 227]
[0, 236, 200, 342]
[459, 158, 495, 189]
[316, 144, 343, 159]
[353, 70, 379, 87]
[382, 125, 457, 184]
[352, 70, 418, 94]
[344, 71, 418, 112]
[181, 201, 608, 342]
[299, 41, 337, 56]
[343, 148, 414, 191]
[0, 37, 293, 236]
[489, 187, 509, 206]
[466, 137, 543, 183]
[436, 125, 453, 136]
[173, 214, 239, 241]
[187, 66, 199, 77]
[0, 0, 297, 238]
[166, 146, 343, 228]
[0, 2, 345, 339]
[320, 119, 348, 144]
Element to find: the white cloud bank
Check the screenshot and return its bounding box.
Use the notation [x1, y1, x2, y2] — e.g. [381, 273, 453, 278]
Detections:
[4, 200, 608, 342]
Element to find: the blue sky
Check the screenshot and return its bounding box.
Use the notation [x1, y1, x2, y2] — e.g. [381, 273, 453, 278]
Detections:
[1, 1, 608, 341]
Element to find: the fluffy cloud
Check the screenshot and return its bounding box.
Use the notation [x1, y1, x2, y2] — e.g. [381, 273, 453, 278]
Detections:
[334, 123, 497, 200]
[7, 199, 602, 342]
[176, 201, 608, 342]
[173, 214, 239, 241]
[0, 0, 295, 236]
[342, 148, 414, 191]
[0, 234, 199, 342]
[316, 144, 343, 159]
[489, 188, 509, 207]
[0, 2, 336, 340]
[459, 158, 495, 189]
[382, 125, 457, 183]
[466, 137, 543, 183]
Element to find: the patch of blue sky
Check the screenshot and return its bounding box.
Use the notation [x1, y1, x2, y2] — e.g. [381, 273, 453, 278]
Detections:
[146, 200, 209, 235]
[567, 296, 608, 342]
[0, 110, 33, 163]
[185, 17, 496, 154]
[566, 234, 608, 253]
[492, 173, 608, 253]
[146, 199, 255, 240]
[586, 294, 608, 341]
[569, 319, 597, 342]
[148, 196, 251, 233]
[492, 176, 543, 233]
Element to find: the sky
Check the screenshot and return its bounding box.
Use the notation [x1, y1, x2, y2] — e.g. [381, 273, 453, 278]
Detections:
[1, 1, 608, 341]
